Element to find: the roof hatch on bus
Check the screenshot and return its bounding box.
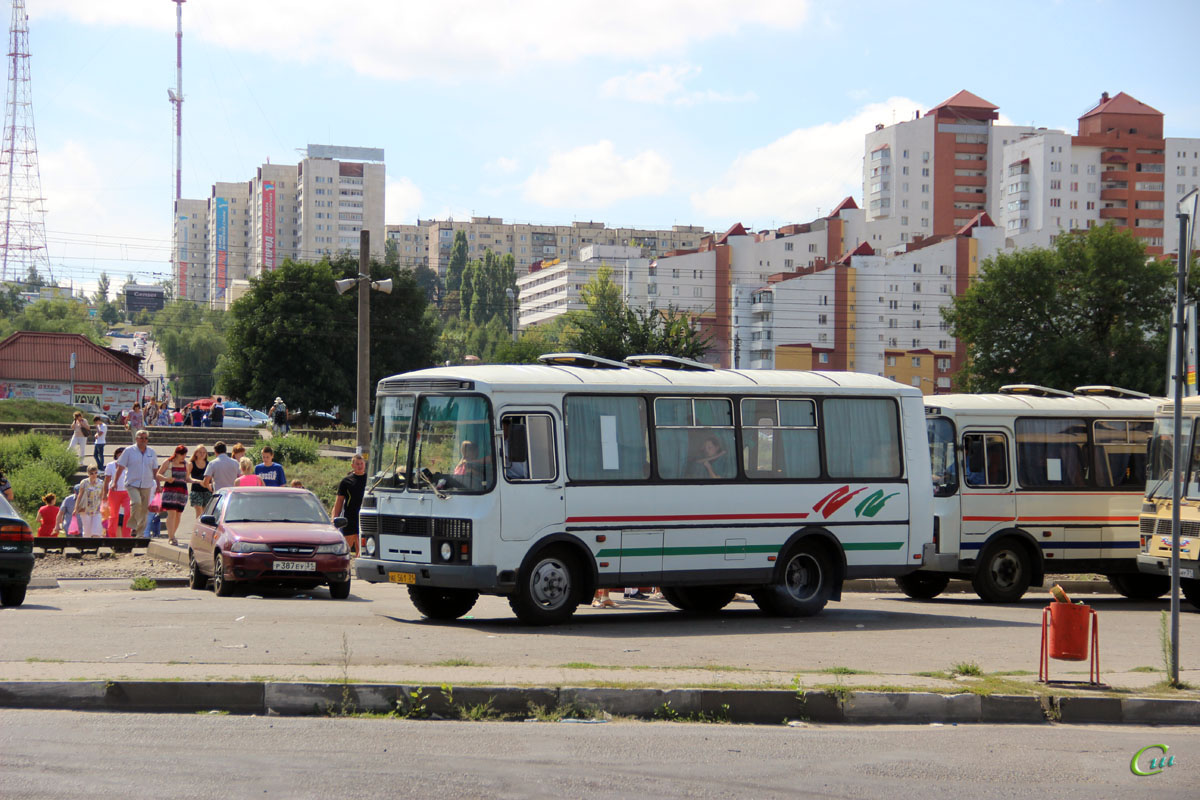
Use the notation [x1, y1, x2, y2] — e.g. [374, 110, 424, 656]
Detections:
[537, 352, 629, 369]
[998, 384, 1073, 398]
[1073, 385, 1151, 399]
[624, 354, 716, 371]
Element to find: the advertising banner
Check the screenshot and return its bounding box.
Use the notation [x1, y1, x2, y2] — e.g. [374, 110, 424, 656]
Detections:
[74, 383, 103, 407]
[262, 181, 276, 270]
[0, 381, 72, 404]
[215, 197, 229, 300]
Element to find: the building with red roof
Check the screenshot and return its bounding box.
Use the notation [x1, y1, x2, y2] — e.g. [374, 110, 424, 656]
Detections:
[0, 331, 148, 411]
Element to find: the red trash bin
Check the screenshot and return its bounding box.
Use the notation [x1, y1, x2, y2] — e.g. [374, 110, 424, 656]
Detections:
[1047, 601, 1091, 661]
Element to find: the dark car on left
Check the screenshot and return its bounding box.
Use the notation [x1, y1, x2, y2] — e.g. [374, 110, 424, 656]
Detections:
[0, 495, 34, 607]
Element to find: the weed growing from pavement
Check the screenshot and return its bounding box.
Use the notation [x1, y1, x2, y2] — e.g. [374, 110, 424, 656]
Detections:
[526, 700, 599, 722]
[819, 666, 868, 675]
[913, 671, 952, 680]
[951, 661, 983, 677]
[326, 632, 357, 718]
[129, 577, 157, 591]
[24, 657, 64, 663]
[431, 658, 481, 667]
[390, 687, 431, 719]
[1130, 665, 1159, 673]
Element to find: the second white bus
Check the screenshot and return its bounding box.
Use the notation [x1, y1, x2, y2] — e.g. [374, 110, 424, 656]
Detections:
[909, 385, 1161, 602]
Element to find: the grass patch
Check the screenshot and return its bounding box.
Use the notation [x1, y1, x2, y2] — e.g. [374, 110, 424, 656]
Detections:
[287, 457, 354, 508]
[25, 657, 64, 663]
[526, 700, 600, 722]
[1130, 666, 1159, 673]
[130, 577, 157, 591]
[0, 399, 78, 424]
[950, 661, 983, 677]
[431, 658, 482, 667]
[819, 666, 868, 676]
[914, 670, 952, 680]
[989, 670, 1034, 677]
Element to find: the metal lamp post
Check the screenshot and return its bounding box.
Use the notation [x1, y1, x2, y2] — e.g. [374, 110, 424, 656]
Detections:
[505, 287, 518, 344]
[334, 230, 392, 456]
[1170, 189, 1199, 685]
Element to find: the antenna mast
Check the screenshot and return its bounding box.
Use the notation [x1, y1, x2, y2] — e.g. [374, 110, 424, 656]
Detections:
[168, 0, 184, 294]
[0, 0, 49, 284]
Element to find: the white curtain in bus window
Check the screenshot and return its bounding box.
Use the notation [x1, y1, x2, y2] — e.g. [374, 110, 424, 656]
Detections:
[566, 396, 650, 481]
[1092, 419, 1151, 489]
[823, 398, 900, 479]
[1015, 417, 1087, 488]
[740, 398, 819, 479]
[654, 397, 735, 480]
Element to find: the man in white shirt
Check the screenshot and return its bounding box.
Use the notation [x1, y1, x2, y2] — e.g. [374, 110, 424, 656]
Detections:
[92, 416, 108, 469]
[203, 441, 240, 492]
[110, 430, 160, 537]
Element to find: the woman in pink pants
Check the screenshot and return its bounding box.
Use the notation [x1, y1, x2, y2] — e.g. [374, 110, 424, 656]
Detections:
[102, 445, 131, 537]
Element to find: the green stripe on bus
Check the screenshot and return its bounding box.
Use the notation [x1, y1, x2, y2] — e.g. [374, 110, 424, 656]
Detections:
[595, 542, 904, 558]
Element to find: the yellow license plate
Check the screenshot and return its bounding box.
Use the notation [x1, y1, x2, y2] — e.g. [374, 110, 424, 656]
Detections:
[388, 571, 416, 585]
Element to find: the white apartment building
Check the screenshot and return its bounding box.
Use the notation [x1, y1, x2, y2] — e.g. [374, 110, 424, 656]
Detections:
[173, 197, 209, 305]
[517, 245, 651, 327]
[207, 181, 252, 310]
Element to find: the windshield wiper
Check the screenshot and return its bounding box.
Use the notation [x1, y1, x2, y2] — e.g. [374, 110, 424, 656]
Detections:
[419, 467, 448, 500]
[1146, 472, 1174, 499]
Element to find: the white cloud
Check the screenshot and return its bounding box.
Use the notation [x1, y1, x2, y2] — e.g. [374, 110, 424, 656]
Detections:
[385, 177, 423, 225]
[485, 157, 519, 176]
[691, 96, 924, 222]
[523, 141, 672, 208]
[36, 0, 809, 81]
[601, 64, 754, 106]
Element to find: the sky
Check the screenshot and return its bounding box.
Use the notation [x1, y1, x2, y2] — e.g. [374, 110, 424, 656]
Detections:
[17, 0, 1200, 294]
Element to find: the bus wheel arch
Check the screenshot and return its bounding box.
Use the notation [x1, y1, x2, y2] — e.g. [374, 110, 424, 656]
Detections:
[507, 535, 594, 625]
[753, 529, 843, 617]
[972, 530, 1041, 603]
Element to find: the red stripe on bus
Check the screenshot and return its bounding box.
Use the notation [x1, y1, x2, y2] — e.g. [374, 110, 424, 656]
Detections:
[566, 512, 811, 523]
[963, 516, 1137, 523]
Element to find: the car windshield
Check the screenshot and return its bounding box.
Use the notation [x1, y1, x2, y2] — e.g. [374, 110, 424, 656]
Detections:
[224, 492, 331, 524]
[0, 494, 16, 516]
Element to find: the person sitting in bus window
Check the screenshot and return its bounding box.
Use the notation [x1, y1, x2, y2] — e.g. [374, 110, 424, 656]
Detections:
[965, 441, 987, 485]
[453, 440, 486, 489]
[688, 434, 728, 480]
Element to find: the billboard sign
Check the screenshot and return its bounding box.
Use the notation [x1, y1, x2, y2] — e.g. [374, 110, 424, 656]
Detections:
[262, 181, 276, 270]
[215, 197, 229, 300]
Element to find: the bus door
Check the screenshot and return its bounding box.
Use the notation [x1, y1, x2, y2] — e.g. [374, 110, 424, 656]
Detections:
[960, 430, 1016, 562]
[497, 410, 565, 543]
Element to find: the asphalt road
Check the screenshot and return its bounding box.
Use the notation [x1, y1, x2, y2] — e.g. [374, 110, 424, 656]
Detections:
[2, 710, 1197, 799]
[2, 581, 1199, 691]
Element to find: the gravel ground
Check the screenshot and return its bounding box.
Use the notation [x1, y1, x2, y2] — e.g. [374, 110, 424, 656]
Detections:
[33, 552, 187, 580]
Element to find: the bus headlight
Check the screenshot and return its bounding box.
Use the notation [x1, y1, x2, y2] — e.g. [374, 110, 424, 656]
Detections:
[440, 542, 453, 562]
[364, 536, 377, 557]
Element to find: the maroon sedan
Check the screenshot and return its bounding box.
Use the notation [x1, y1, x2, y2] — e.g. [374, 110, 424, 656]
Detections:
[188, 487, 352, 598]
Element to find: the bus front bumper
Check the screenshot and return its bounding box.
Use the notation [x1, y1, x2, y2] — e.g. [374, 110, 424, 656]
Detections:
[355, 558, 515, 592]
[1137, 553, 1199, 580]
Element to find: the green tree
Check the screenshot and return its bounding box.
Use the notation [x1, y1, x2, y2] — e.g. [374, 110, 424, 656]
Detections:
[0, 298, 107, 343]
[217, 256, 437, 412]
[152, 300, 226, 398]
[943, 224, 1173, 394]
[24, 265, 44, 290]
[444, 230, 469, 293]
[94, 272, 110, 303]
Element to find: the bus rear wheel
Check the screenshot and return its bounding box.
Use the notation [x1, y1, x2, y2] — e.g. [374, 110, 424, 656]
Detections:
[1106, 573, 1169, 600]
[752, 541, 835, 617]
[408, 586, 478, 619]
[895, 573, 950, 600]
[508, 547, 582, 625]
[971, 539, 1031, 603]
[661, 586, 736, 614]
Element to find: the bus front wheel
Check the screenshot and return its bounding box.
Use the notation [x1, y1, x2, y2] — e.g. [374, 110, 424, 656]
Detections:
[408, 586, 478, 620]
[971, 539, 1031, 603]
[508, 547, 582, 625]
[661, 586, 736, 614]
[752, 541, 835, 617]
[895, 573, 950, 600]
[1106, 573, 1169, 600]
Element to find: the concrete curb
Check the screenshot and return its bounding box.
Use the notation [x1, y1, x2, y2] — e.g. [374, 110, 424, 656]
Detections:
[1, 681, 1198, 725]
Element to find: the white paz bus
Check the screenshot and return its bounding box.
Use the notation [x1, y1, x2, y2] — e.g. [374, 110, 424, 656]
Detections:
[354, 354, 934, 625]
[910, 385, 1161, 603]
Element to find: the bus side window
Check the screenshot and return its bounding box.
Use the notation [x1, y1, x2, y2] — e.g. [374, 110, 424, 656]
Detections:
[964, 433, 1008, 487]
[502, 413, 557, 482]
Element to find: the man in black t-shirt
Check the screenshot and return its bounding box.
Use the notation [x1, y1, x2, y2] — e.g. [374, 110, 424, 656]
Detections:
[210, 397, 224, 428]
[332, 453, 367, 555]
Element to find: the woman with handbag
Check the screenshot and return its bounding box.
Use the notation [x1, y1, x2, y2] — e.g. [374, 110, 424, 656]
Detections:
[155, 445, 191, 546]
[68, 411, 90, 463]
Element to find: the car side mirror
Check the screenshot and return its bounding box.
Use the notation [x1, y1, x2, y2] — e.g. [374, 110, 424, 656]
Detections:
[199, 514, 217, 526]
[332, 516, 348, 530]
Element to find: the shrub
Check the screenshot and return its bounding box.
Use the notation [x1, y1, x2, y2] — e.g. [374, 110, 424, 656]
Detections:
[0, 399, 78, 424]
[286, 457, 352, 509]
[246, 434, 320, 466]
[9, 461, 70, 520]
[0, 433, 79, 481]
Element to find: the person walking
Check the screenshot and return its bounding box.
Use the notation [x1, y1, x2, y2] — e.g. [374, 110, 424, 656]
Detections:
[254, 445, 286, 487]
[331, 453, 367, 555]
[110, 430, 160, 537]
[210, 397, 225, 428]
[202, 441, 240, 493]
[156, 445, 190, 546]
[172, 407, 184, 426]
[91, 415, 107, 469]
[271, 397, 289, 435]
[235, 457, 264, 487]
[74, 466, 105, 537]
[55, 484, 80, 535]
[188, 446, 212, 518]
[36, 493, 59, 537]
[68, 411, 90, 463]
[126, 403, 144, 443]
[103, 446, 131, 537]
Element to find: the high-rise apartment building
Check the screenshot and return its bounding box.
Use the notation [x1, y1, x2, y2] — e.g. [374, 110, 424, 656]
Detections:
[173, 197, 208, 305]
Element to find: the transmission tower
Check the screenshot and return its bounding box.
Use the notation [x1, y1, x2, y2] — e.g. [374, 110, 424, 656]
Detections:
[0, 0, 48, 284]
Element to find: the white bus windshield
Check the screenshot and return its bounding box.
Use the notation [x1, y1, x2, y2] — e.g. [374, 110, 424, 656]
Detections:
[409, 395, 495, 494]
[1146, 416, 1192, 499]
[370, 395, 414, 489]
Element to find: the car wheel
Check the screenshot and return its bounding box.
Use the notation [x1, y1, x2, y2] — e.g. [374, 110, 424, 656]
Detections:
[408, 585, 479, 619]
[507, 546, 581, 625]
[328, 579, 352, 600]
[0, 582, 27, 607]
[212, 552, 234, 597]
[660, 586, 736, 614]
[187, 551, 207, 590]
[753, 540, 835, 617]
[971, 539, 1031, 603]
[895, 573, 951, 600]
[1106, 573, 1169, 600]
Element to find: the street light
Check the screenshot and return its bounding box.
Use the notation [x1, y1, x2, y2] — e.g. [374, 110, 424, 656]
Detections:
[505, 287, 518, 344]
[1168, 189, 1199, 686]
[334, 230, 392, 455]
